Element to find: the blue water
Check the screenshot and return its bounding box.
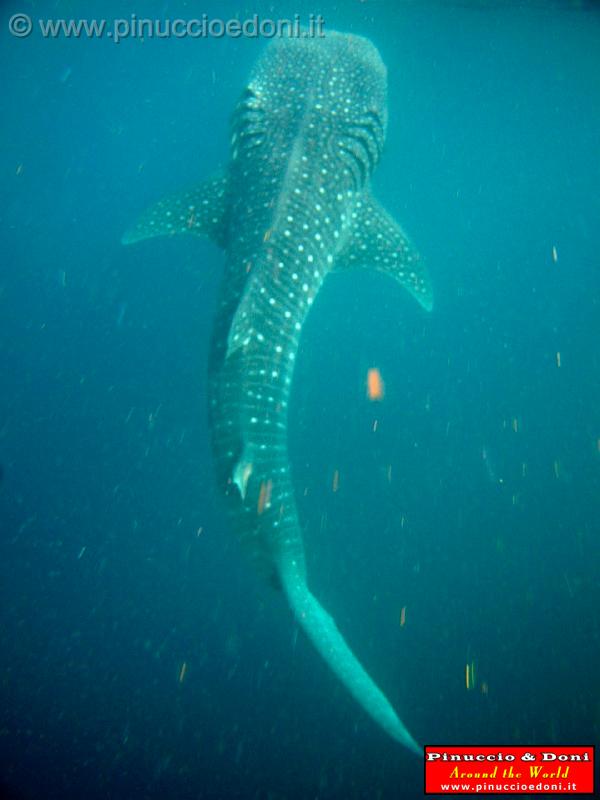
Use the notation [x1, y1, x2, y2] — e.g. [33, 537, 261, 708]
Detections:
[1, 1, 599, 798]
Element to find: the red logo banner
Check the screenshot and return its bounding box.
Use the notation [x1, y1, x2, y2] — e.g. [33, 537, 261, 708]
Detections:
[425, 745, 594, 794]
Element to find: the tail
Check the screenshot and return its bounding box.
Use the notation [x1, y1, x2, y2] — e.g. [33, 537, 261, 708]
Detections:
[278, 557, 421, 756]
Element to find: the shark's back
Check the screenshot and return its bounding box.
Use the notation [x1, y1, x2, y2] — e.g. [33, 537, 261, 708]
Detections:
[209, 36, 391, 568]
[226, 33, 387, 262]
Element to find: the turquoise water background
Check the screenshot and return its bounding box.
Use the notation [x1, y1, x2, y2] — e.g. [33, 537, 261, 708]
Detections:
[1, 2, 599, 798]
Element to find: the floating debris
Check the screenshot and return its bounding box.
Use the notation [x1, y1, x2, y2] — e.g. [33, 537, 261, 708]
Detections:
[563, 572, 574, 598]
[59, 65, 72, 84]
[257, 479, 273, 515]
[178, 661, 187, 683]
[332, 469, 340, 493]
[465, 660, 476, 690]
[116, 302, 127, 327]
[366, 367, 385, 401]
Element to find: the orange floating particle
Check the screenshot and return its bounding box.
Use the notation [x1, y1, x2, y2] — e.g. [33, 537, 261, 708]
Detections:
[332, 469, 339, 493]
[366, 367, 385, 401]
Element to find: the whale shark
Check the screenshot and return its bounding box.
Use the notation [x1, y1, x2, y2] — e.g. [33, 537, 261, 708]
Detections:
[123, 31, 432, 755]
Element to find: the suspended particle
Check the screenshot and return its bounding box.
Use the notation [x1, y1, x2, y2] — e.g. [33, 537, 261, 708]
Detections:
[257, 479, 273, 515]
[465, 660, 476, 690]
[366, 367, 385, 401]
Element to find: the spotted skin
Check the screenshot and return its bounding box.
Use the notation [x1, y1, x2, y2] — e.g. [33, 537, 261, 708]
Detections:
[124, 32, 431, 755]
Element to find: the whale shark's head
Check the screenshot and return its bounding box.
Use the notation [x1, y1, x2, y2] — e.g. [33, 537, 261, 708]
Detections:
[250, 32, 388, 124]
[233, 32, 388, 191]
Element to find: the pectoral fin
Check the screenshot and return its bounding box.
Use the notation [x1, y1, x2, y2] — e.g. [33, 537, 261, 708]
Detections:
[336, 194, 433, 312]
[122, 171, 230, 248]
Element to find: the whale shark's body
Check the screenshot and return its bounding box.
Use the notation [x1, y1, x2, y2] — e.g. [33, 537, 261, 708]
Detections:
[124, 31, 432, 755]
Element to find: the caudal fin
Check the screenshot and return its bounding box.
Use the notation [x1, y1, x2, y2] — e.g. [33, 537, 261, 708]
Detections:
[279, 559, 421, 756]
